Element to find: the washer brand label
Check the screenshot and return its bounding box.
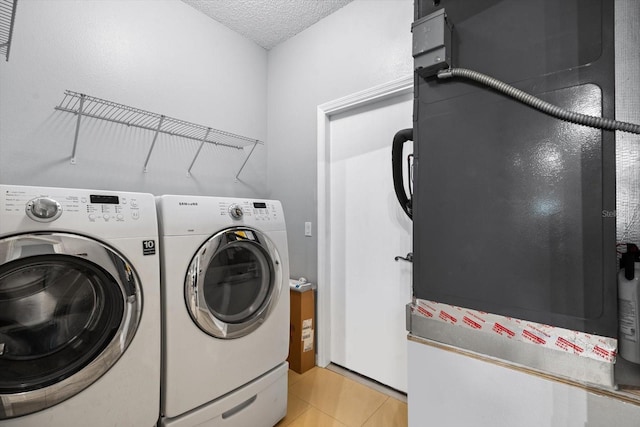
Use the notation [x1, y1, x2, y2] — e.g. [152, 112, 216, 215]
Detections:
[178, 202, 198, 206]
[142, 240, 156, 255]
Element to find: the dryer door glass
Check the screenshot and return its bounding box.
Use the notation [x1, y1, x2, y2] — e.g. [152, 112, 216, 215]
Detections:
[0, 233, 141, 420]
[203, 243, 270, 323]
[186, 227, 283, 339]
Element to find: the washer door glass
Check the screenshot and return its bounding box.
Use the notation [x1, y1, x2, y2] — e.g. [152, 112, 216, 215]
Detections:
[0, 234, 141, 420]
[0, 255, 124, 392]
[186, 228, 282, 339]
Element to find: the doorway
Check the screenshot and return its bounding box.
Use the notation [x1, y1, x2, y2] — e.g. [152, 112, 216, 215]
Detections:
[317, 76, 413, 392]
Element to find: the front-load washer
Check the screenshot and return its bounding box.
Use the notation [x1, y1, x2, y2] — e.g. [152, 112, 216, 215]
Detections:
[156, 195, 290, 427]
[0, 185, 160, 427]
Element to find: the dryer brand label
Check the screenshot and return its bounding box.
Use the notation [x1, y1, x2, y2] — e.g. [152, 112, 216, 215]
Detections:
[178, 202, 198, 206]
[142, 240, 156, 255]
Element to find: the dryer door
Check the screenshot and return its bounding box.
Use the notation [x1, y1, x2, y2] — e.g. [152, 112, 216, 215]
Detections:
[0, 233, 141, 420]
[186, 227, 283, 339]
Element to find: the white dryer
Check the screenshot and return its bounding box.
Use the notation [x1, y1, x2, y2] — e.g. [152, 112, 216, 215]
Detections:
[156, 195, 290, 427]
[0, 185, 160, 427]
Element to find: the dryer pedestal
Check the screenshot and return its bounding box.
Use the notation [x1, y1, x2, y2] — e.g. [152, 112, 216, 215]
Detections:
[160, 362, 288, 427]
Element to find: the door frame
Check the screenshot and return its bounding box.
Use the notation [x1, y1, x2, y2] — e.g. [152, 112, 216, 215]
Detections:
[316, 75, 413, 367]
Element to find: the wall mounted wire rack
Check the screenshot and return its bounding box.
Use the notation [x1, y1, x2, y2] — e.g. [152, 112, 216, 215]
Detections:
[54, 90, 263, 180]
[0, 0, 18, 61]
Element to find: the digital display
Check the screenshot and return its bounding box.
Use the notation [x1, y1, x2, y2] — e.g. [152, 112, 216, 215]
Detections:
[253, 202, 267, 209]
[90, 195, 120, 204]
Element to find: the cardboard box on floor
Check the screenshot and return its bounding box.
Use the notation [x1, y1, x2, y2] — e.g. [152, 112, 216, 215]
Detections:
[288, 285, 315, 374]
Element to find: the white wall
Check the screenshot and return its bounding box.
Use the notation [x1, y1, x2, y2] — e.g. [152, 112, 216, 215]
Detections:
[0, 0, 268, 198]
[1, 0, 413, 273]
[266, 0, 414, 282]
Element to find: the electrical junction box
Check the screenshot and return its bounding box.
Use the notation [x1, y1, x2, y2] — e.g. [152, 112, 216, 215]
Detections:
[412, 9, 452, 78]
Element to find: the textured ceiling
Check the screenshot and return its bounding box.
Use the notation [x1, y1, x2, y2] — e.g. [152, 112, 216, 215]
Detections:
[182, 0, 354, 50]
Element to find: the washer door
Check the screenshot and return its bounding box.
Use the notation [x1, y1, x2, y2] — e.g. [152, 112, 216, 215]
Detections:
[0, 233, 141, 420]
[186, 227, 282, 339]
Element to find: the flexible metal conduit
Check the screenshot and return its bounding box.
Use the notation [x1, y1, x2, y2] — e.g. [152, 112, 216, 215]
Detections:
[437, 68, 640, 135]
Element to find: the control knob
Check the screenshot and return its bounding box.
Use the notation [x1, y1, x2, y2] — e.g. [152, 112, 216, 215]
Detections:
[228, 204, 243, 219]
[26, 197, 63, 222]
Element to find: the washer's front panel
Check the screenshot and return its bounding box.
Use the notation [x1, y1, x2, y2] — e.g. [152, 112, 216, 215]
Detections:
[0, 233, 142, 419]
[0, 185, 160, 426]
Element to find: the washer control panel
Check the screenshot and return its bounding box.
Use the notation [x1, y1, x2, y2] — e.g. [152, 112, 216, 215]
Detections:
[3, 188, 142, 223]
[83, 194, 140, 223]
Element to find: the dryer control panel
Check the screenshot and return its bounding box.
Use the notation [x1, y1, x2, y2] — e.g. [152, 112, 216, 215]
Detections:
[219, 200, 281, 222]
[157, 195, 285, 235]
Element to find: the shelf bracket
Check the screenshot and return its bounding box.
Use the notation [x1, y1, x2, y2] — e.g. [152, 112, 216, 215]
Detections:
[143, 115, 165, 173]
[186, 128, 212, 177]
[70, 94, 85, 165]
[235, 140, 260, 182]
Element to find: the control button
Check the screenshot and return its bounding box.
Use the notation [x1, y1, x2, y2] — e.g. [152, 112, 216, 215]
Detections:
[121, 197, 127, 204]
[130, 199, 138, 207]
[228, 204, 243, 219]
[132, 211, 140, 220]
[103, 214, 110, 221]
[26, 197, 63, 222]
[116, 214, 124, 221]
[81, 197, 87, 203]
[88, 214, 96, 221]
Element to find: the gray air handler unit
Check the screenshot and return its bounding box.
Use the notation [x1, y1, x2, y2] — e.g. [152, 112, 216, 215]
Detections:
[407, 0, 619, 338]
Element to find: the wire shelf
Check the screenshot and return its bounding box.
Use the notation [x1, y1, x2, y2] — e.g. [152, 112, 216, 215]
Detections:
[0, 0, 18, 61]
[54, 90, 263, 179]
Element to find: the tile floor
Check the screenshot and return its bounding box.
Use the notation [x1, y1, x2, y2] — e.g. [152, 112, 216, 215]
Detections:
[276, 367, 408, 427]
